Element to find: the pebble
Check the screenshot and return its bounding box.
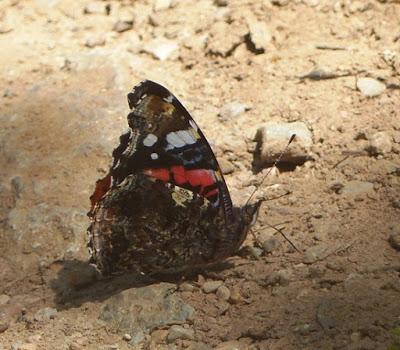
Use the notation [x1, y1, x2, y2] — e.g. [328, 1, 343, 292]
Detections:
[262, 237, 281, 254]
[389, 229, 400, 251]
[0, 294, 10, 306]
[303, 243, 331, 264]
[113, 20, 133, 33]
[130, 331, 145, 346]
[0, 321, 9, 333]
[368, 131, 392, 155]
[214, 0, 228, 6]
[356, 77, 386, 97]
[216, 285, 231, 301]
[85, 36, 106, 48]
[143, 39, 178, 61]
[246, 18, 272, 53]
[229, 286, 242, 304]
[179, 282, 196, 292]
[122, 333, 131, 341]
[151, 329, 168, 344]
[316, 298, 337, 331]
[271, 0, 290, 5]
[167, 325, 195, 342]
[202, 280, 223, 293]
[219, 158, 235, 175]
[265, 270, 291, 286]
[255, 122, 313, 166]
[83, 2, 108, 15]
[218, 101, 249, 120]
[33, 307, 58, 322]
[153, 0, 172, 11]
[341, 181, 374, 195]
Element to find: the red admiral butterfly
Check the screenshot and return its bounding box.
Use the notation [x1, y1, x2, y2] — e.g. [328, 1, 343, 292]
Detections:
[87, 80, 261, 275]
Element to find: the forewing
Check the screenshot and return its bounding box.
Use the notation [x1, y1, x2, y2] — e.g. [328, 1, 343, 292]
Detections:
[110, 80, 234, 222]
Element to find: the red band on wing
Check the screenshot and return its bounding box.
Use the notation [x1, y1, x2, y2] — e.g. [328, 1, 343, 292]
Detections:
[144, 166, 219, 200]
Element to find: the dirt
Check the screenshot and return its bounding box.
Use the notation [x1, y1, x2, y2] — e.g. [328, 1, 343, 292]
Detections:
[0, 0, 400, 349]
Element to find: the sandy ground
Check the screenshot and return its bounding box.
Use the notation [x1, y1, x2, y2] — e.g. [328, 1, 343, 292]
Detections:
[0, 0, 400, 349]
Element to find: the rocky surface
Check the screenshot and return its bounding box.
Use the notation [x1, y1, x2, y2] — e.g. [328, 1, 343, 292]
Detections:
[0, 0, 399, 349]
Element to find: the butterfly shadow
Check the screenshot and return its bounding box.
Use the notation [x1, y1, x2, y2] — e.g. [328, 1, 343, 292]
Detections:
[49, 259, 236, 310]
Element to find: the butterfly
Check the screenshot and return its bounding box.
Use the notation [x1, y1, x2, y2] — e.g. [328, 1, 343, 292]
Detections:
[87, 80, 261, 275]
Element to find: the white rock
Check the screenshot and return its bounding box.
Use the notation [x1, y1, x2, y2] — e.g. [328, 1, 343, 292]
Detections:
[153, 0, 172, 11]
[143, 39, 178, 61]
[34, 307, 58, 321]
[356, 77, 386, 97]
[216, 286, 231, 301]
[247, 18, 272, 52]
[255, 122, 313, 166]
[368, 131, 392, 155]
[84, 2, 108, 15]
[218, 101, 249, 120]
[341, 181, 374, 195]
[202, 280, 223, 293]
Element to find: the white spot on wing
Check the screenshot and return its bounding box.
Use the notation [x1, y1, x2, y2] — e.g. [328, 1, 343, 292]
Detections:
[176, 130, 196, 145]
[164, 94, 174, 103]
[150, 153, 159, 160]
[143, 134, 158, 147]
[166, 132, 185, 148]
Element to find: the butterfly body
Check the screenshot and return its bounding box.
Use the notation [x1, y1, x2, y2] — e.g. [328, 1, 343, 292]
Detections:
[88, 80, 260, 275]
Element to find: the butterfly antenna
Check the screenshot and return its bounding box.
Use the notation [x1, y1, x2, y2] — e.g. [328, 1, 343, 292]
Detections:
[245, 134, 296, 207]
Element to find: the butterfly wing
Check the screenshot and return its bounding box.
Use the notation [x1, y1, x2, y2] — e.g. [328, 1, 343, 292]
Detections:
[109, 80, 234, 222]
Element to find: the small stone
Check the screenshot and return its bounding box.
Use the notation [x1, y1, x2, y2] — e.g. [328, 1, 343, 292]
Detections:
[389, 230, 400, 251]
[214, 0, 228, 6]
[130, 331, 145, 346]
[356, 77, 386, 97]
[229, 287, 242, 304]
[202, 280, 223, 293]
[0, 321, 9, 333]
[265, 270, 291, 286]
[341, 181, 374, 195]
[368, 131, 392, 155]
[246, 18, 272, 53]
[151, 329, 168, 344]
[262, 237, 281, 254]
[113, 20, 133, 33]
[153, 0, 172, 11]
[303, 243, 331, 264]
[85, 36, 105, 48]
[11, 176, 23, 198]
[33, 307, 57, 322]
[216, 286, 231, 301]
[84, 2, 108, 15]
[179, 282, 196, 292]
[0, 294, 10, 306]
[255, 122, 313, 166]
[219, 159, 235, 175]
[122, 333, 131, 341]
[167, 325, 195, 342]
[271, 0, 289, 5]
[143, 38, 178, 61]
[218, 101, 249, 120]
[317, 298, 337, 331]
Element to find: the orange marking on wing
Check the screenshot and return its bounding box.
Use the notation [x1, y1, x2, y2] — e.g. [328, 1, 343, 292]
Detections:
[171, 165, 186, 185]
[89, 174, 111, 216]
